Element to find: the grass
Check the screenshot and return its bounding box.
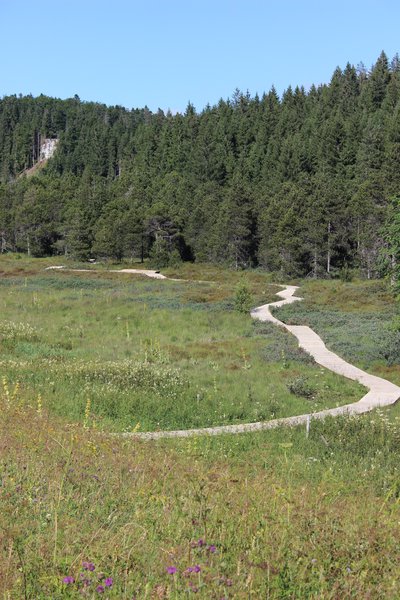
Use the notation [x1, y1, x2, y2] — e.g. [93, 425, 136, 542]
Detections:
[1, 256, 400, 598]
[1, 388, 400, 598]
[0, 257, 363, 432]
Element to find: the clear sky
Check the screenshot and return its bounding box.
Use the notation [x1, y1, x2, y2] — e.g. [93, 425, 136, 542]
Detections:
[1, 0, 399, 113]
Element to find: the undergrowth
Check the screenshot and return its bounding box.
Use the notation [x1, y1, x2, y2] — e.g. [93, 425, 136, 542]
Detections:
[275, 279, 400, 373]
[0, 384, 399, 598]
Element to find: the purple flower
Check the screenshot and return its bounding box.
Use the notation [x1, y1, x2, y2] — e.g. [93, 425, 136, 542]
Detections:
[185, 565, 201, 575]
[167, 566, 177, 574]
[104, 577, 113, 587]
[197, 539, 205, 547]
[207, 545, 217, 553]
[63, 576, 75, 584]
[82, 561, 95, 571]
[96, 585, 105, 593]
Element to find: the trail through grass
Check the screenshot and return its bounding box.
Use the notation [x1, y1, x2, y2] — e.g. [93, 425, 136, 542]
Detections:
[1, 257, 400, 598]
[0, 259, 363, 431]
[275, 279, 400, 383]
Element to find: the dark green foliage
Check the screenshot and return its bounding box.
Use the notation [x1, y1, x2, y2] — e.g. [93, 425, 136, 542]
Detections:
[382, 330, 400, 365]
[149, 237, 172, 269]
[287, 376, 316, 398]
[384, 196, 400, 290]
[234, 281, 253, 313]
[0, 53, 399, 280]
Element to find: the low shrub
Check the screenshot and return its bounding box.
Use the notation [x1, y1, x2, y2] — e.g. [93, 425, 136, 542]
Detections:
[287, 376, 316, 398]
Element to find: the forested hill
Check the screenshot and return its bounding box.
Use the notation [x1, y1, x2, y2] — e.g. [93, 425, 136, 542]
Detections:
[0, 51, 399, 280]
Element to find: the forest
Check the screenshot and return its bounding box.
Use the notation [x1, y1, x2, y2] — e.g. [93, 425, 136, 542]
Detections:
[0, 51, 399, 283]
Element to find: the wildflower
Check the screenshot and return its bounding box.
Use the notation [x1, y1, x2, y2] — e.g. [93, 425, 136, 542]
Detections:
[193, 565, 201, 573]
[207, 545, 216, 553]
[83, 561, 95, 571]
[197, 539, 205, 547]
[96, 585, 105, 593]
[63, 576, 75, 584]
[104, 577, 113, 587]
[167, 566, 177, 574]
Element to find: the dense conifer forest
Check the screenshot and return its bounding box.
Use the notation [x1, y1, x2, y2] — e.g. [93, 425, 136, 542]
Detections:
[0, 51, 399, 281]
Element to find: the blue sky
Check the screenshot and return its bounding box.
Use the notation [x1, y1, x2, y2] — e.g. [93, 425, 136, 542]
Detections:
[1, 0, 399, 112]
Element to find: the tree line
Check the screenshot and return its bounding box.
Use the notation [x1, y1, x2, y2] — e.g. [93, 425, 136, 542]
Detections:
[0, 51, 399, 283]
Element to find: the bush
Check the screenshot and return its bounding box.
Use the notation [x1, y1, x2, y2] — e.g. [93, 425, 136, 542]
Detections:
[381, 330, 400, 365]
[234, 281, 253, 314]
[287, 376, 316, 398]
[149, 238, 171, 269]
[339, 264, 353, 282]
[168, 248, 182, 268]
[149, 239, 182, 269]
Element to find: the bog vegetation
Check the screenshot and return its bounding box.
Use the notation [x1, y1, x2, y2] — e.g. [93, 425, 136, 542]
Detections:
[0, 258, 400, 598]
[0, 256, 366, 432]
[1, 50, 400, 598]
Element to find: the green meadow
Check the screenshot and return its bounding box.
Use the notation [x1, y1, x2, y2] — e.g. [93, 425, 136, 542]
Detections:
[0, 256, 364, 432]
[1, 256, 400, 599]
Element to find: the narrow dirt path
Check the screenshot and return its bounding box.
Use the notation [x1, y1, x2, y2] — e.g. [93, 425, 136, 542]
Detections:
[46, 267, 400, 438]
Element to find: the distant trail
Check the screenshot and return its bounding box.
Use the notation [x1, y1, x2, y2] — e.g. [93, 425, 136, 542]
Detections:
[45, 266, 169, 279]
[46, 266, 400, 438]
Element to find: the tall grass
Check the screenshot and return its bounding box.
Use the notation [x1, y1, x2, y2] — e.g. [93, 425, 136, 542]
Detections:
[0, 385, 399, 598]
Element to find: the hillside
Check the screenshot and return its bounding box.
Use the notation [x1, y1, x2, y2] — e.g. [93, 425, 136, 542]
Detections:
[0, 52, 399, 284]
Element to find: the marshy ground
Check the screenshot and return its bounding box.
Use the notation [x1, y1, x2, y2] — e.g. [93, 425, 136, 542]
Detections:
[1, 255, 400, 598]
[0, 256, 368, 433]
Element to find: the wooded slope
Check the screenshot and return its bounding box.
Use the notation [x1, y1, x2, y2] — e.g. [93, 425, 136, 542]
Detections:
[0, 52, 399, 280]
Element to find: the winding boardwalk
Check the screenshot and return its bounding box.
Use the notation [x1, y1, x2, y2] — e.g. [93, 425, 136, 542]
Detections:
[46, 266, 400, 438]
[128, 283, 400, 440]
